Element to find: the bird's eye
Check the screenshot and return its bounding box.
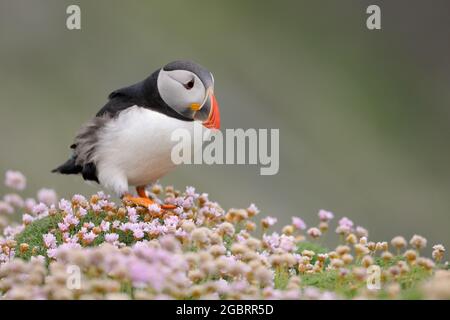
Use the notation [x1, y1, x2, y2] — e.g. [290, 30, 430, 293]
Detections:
[183, 79, 195, 90]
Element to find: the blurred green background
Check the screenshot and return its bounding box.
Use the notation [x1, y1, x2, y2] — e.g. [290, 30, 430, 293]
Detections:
[1, 0, 449, 249]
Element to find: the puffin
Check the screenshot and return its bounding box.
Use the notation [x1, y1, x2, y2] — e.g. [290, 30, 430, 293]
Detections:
[53, 60, 220, 209]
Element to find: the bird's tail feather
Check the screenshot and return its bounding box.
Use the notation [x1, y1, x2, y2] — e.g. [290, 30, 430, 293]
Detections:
[52, 156, 82, 175]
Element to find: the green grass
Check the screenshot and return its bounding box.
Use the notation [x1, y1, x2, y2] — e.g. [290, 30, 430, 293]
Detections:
[15, 213, 62, 260]
[14, 210, 138, 260]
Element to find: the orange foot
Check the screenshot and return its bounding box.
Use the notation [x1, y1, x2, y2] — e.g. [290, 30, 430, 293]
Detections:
[122, 194, 155, 208]
[122, 186, 177, 211]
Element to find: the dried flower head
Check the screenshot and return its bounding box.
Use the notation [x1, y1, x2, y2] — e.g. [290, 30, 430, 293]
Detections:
[409, 235, 427, 250]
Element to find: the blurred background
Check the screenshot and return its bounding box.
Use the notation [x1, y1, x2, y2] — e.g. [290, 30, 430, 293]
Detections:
[0, 0, 449, 249]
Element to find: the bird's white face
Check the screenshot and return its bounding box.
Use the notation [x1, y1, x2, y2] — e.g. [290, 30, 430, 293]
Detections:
[157, 69, 208, 118]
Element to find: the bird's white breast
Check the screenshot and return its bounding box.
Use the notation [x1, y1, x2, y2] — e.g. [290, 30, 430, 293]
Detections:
[94, 106, 195, 190]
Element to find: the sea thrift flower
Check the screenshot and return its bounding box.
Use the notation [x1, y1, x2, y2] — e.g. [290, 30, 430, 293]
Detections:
[148, 204, 161, 214]
[261, 216, 277, 228]
[58, 199, 73, 214]
[100, 220, 110, 232]
[361, 255, 374, 268]
[0, 180, 446, 300]
[72, 194, 87, 204]
[77, 207, 87, 217]
[335, 217, 353, 235]
[133, 229, 145, 240]
[4, 193, 24, 208]
[292, 217, 306, 230]
[391, 236, 407, 250]
[43, 233, 57, 249]
[82, 231, 97, 244]
[404, 249, 417, 263]
[345, 233, 357, 244]
[354, 244, 370, 256]
[63, 214, 79, 226]
[37, 188, 58, 206]
[22, 214, 35, 225]
[246, 203, 260, 217]
[185, 186, 199, 199]
[58, 223, 69, 232]
[4, 170, 26, 190]
[381, 251, 394, 262]
[339, 217, 353, 228]
[307, 227, 321, 239]
[24, 198, 37, 212]
[318, 209, 334, 222]
[318, 221, 329, 232]
[417, 257, 435, 270]
[32, 203, 49, 216]
[355, 226, 368, 238]
[432, 244, 445, 262]
[105, 233, 119, 244]
[0, 201, 14, 214]
[282, 225, 294, 235]
[410, 235, 427, 250]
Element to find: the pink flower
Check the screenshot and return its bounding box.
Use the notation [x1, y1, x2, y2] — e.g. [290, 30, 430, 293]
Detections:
[105, 233, 119, 243]
[37, 188, 58, 206]
[112, 220, 121, 229]
[307, 227, 322, 239]
[63, 214, 79, 226]
[4, 170, 26, 190]
[96, 191, 109, 200]
[85, 222, 95, 229]
[199, 193, 209, 203]
[4, 193, 24, 208]
[133, 229, 145, 239]
[82, 231, 97, 244]
[47, 248, 57, 259]
[339, 217, 354, 228]
[292, 217, 307, 230]
[185, 186, 199, 199]
[279, 235, 295, 252]
[262, 216, 277, 227]
[182, 198, 194, 209]
[127, 207, 137, 217]
[318, 209, 334, 222]
[58, 199, 73, 214]
[24, 198, 37, 212]
[129, 261, 162, 289]
[356, 226, 368, 238]
[100, 220, 110, 232]
[0, 201, 14, 215]
[43, 233, 57, 248]
[22, 214, 35, 224]
[78, 207, 87, 217]
[336, 217, 354, 235]
[71, 194, 87, 204]
[174, 207, 184, 215]
[32, 203, 49, 216]
[247, 203, 260, 216]
[149, 204, 161, 214]
[58, 222, 69, 232]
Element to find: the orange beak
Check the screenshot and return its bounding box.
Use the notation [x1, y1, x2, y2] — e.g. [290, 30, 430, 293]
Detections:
[202, 93, 221, 130]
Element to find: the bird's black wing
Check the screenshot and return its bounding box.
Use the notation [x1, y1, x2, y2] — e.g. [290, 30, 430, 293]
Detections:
[96, 81, 147, 117]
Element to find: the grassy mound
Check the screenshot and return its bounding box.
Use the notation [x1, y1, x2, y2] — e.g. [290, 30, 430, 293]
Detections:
[0, 185, 448, 299]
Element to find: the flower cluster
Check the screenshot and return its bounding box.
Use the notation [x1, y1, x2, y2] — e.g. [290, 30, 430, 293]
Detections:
[0, 171, 448, 299]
